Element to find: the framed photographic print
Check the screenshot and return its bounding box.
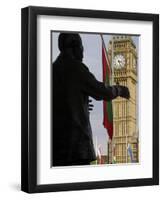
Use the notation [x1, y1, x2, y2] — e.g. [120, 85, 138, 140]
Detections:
[21, 6, 159, 193]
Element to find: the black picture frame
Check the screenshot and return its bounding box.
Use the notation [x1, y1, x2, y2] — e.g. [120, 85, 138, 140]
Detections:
[21, 6, 159, 193]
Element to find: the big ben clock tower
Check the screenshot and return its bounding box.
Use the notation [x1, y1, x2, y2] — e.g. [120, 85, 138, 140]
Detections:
[107, 35, 139, 163]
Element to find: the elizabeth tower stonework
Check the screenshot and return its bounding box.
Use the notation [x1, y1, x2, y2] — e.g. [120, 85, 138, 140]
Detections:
[108, 36, 139, 164]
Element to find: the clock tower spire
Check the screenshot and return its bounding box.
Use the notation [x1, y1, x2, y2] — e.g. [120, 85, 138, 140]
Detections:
[107, 35, 139, 163]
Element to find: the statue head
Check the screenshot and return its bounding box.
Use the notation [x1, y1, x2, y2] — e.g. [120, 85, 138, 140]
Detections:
[58, 33, 83, 62]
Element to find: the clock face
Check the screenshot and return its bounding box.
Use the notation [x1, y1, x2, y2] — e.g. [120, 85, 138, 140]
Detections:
[113, 54, 125, 69]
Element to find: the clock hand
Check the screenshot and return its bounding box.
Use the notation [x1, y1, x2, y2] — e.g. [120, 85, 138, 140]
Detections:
[118, 60, 122, 66]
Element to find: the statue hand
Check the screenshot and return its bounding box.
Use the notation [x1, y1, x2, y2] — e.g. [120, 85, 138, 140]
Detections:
[88, 99, 94, 112]
[117, 85, 130, 99]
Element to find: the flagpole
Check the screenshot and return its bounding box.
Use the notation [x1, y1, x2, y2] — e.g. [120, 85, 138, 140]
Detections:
[100, 34, 113, 163]
[111, 37, 114, 85]
[100, 34, 112, 76]
[111, 37, 114, 163]
[100, 34, 114, 162]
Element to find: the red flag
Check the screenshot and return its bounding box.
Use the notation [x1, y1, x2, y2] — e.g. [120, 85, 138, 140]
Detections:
[101, 36, 113, 140]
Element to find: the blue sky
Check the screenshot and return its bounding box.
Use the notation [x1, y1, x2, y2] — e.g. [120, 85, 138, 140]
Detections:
[52, 32, 139, 155]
